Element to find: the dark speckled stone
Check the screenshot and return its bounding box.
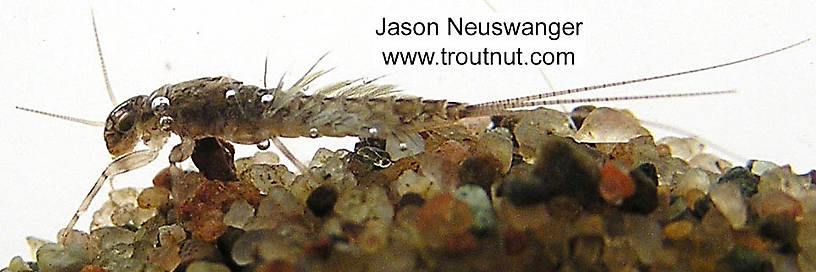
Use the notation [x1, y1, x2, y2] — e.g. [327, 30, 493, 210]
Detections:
[502, 136, 600, 207]
[619, 163, 658, 214]
[717, 167, 759, 197]
[306, 185, 338, 217]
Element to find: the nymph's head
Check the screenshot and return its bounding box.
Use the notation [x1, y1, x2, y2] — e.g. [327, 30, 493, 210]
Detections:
[104, 95, 164, 157]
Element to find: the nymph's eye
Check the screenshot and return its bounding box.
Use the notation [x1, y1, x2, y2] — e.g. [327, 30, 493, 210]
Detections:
[116, 112, 135, 132]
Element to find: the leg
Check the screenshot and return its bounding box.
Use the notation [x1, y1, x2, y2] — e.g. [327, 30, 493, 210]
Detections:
[169, 139, 195, 163]
[270, 137, 308, 174]
[107, 176, 116, 190]
[60, 149, 159, 243]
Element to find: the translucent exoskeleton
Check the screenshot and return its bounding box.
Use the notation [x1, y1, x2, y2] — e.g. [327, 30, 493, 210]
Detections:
[7, 2, 812, 249]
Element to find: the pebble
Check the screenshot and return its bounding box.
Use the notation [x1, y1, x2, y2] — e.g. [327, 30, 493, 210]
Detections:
[747, 160, 780, 176]
[502, 229, 529, 255]
[798, 215, 816, 270]
[502, 136, 601, 207]
[723, 247, 773, 272]
[36, 243, 95, 272]
[569, 235, 605, 271]
[137, 187, 171, 210]
[308, 148, 342, 168]
[663, 220, 694, 241]
[397, 193, 425, 211]
[169, 170, 204, 205]
[619, 163, 659, 214]
[253, 187, 302, 223]
[230, 230, 272, 266]
[109, 188, 139, 206]
[185, 261, 229, 272]
[574, 215, 605, 237]
[90, 227, 135, 250]
[223, 199, 255, 229]
[453, 184, 497, 235]
[158, 225, 186, 248]
[309, 149, 358, 194]
[4, 256, 34, 272]
[675, 168, 712, 195]
[357, 220, 390, 253]
[458, 156, 503, 196]
[656, 136, 704, 161]
[110, 204, 134, 227]
[690, 192, 713, 218]
[353, 146, 393, 169]
[306, 185, 338, 217]
[416, 152, 459, 194]
[603, 238, 641, 272]
[710, 182, 748, 228]
[688, 153, 732, 174]
[286, 176, 318, 208]
[95, 243, 136, 270]
[240, 164, 289, 195]
[25, 237, 48, 260]
[497, 163, 540, 206]
[415, 194, 472, 250]
[431, 140, 469, 166]
[190, 137, 237, 181]
[178, 239, 223, 269]
[499, 198, 551, 231]
[511, 108, 575, 161]
[599, 161, 635, 206]
[574, 107, 650, 143]
[663, 196, 688, 221]
[94, 188, 157, 228]
[759, 166, 811, 201]
[178, 179, 262, 241]
[251, 151, 280, 166]
[701, 209, 735, 252]
[470, 129, 513, 173]
[718, 166, 760, 197]
[625, 214, 662, 265]
[569, 105, 595, 130]
[334, 186, 393, 226]
[362, 246, 415, 272]
[753, 190, 803, 219]
[758, 215, 799, 254]
[392, 169, 437, 198]
[255, 260, 296, 272]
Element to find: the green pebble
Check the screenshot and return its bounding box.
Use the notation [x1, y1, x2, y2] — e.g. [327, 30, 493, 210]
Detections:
[454, 184, 497, 235]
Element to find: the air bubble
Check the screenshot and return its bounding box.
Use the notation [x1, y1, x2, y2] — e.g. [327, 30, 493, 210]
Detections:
[375, 159, 392, 168]
[151, 96, 170, 112]
[159, 116, 174, 131]
[309, 128, 319, 138]
[224, 89, 236, 100]
[260, 93, 274, 105]
[256, 139, 271, 150]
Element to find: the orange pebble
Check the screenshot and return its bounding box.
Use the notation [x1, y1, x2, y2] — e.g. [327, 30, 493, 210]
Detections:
[599, 161, 635, 205]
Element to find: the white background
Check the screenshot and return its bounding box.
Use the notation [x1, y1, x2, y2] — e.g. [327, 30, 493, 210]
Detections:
[1, 0, 814, 262]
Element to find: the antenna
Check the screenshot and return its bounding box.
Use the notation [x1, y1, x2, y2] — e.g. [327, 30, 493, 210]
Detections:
[15, 106, 104, 127]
